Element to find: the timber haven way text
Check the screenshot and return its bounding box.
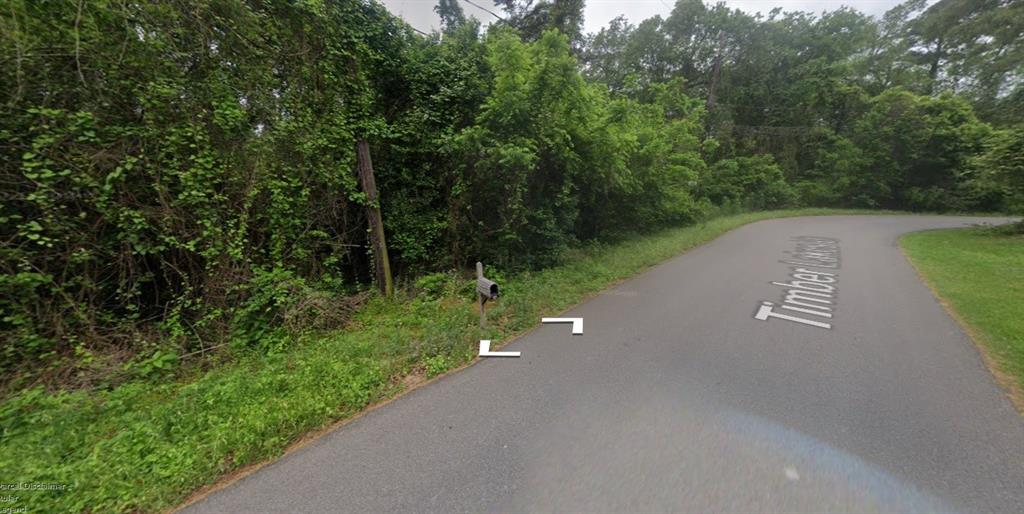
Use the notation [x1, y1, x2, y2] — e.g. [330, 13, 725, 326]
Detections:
[755, 236, 841, 330]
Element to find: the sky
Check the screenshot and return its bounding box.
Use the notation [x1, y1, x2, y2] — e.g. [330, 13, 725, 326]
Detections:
[380, 0, 908, 35]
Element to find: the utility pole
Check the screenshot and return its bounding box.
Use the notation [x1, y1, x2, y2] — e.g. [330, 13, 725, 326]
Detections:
[356, 138, 393, 297]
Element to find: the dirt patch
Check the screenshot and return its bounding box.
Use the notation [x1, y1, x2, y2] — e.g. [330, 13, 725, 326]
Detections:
[401, 366, 428, 389]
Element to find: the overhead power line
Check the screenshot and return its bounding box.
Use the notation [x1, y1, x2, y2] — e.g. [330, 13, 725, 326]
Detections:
[461, 0, 505, 21]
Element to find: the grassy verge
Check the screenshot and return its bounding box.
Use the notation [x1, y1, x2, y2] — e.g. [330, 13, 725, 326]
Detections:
[0, 208, 892, 512]
[901, 225, 1024, 408]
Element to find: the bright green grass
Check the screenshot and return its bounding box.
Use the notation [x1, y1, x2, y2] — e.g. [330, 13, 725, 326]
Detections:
[0, 208, 894, 513]
[901, 226, 1024, 396]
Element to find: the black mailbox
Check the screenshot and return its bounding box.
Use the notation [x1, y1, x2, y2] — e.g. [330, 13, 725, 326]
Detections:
[477, 278, 499, 300]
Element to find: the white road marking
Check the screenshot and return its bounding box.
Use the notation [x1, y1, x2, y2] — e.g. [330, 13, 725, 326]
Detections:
[478, 340, 520, 358]
[755, 236, 841, 330]
[541, 317, 583, 335]
[785, 466, 800, 481]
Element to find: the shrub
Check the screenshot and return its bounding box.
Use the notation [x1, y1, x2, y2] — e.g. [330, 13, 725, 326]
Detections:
[702, 155, 797, 210]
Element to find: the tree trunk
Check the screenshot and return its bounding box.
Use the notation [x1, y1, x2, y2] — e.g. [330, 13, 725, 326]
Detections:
[706, 31, 725, 112]
[927, 39, 943, 94]
[356, 138, 393, 297]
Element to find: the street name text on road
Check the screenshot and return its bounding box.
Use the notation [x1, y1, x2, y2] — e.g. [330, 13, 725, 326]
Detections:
[755, 236, 841, 330]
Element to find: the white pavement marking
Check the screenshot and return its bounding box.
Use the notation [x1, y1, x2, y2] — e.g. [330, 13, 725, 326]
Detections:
[755, 301, 832, 329]
[756, 236, 840, 330]
[478, 339, 520, 358]
[785, 466, 800, 481]
[541, 317, 583, 335]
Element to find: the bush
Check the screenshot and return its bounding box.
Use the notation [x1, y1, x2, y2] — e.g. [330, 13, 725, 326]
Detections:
[0, 0, 405, 381]
[963, 127, 1024, 214]
[904, 186, 958, 212]
[702, 155, 797, 210]
[850, 90, 990, 210]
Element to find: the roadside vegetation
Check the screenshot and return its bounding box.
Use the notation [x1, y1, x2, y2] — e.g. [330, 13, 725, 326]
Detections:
[3, 1, 1022, 392]
[1, 0, 1022, 511]
[901, 225, 1024, 407]
[1, 208, 877, 513]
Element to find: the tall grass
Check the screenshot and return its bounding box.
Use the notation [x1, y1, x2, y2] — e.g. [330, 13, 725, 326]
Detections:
[0, 208, 890, 512]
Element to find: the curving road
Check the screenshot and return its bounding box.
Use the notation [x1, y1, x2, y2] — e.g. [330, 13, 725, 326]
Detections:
[185, 216, 1024, 513]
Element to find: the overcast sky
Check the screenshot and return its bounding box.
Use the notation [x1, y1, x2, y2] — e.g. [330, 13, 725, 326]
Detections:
[380, 0, 909, 35]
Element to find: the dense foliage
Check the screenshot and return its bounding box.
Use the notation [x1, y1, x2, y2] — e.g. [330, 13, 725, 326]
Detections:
[1, 0, 1021, 387]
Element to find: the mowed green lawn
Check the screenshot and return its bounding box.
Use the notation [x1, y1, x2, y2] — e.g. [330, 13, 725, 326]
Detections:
[901, 225, 1024, 402]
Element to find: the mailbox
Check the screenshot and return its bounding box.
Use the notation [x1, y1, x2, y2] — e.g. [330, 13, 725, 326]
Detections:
[475, 261, 498, 328]
[477, 277, 499, 301]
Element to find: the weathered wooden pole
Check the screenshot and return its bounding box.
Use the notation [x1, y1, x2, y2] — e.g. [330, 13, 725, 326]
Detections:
[356, 138, 393, 297]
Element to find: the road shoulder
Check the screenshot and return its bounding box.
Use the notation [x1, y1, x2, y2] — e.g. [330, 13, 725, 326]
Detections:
[900, 226, 1024, 412]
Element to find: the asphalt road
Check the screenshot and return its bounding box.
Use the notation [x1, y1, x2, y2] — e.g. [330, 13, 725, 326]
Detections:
[185, 216, 1024, 513]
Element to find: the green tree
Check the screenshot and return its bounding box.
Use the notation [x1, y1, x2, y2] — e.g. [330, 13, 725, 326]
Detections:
[495, 0, 586, 49]
[962, 127, 1024, 215]
[850, 89, 990, 209]
[858, 0, 930, 94]
[700, 155, 797, 210]
[435, 0, 466, 32]
[575, 79, 708, 238]
[0, 0, 422, 374]
[582, 15, 675, 101]
[453, 29, 592, 266]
